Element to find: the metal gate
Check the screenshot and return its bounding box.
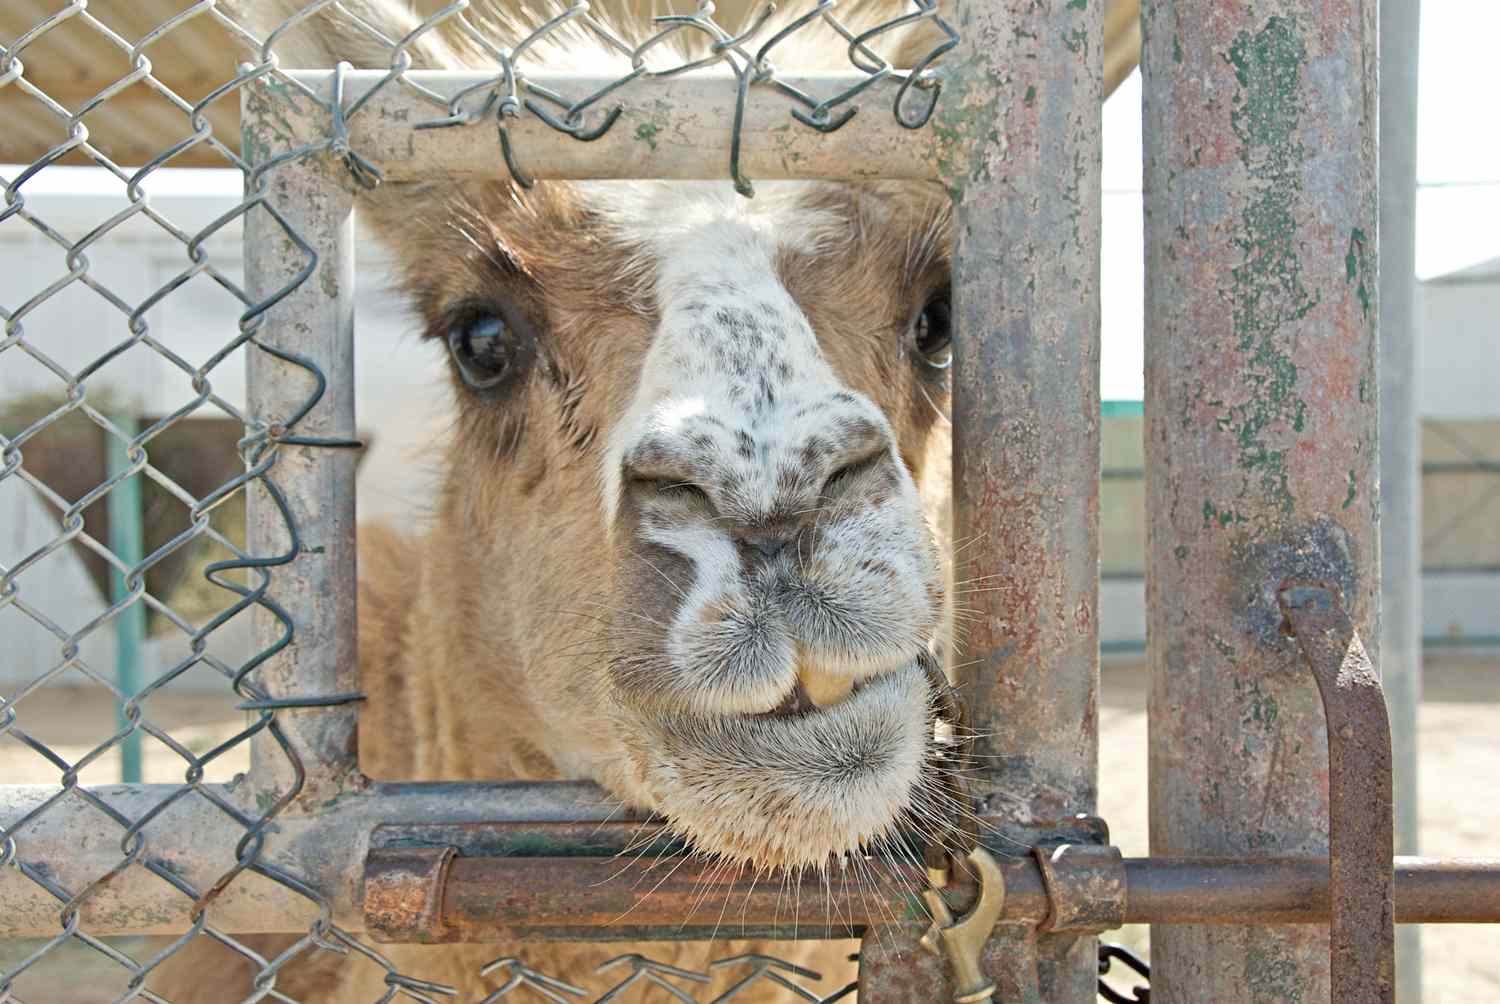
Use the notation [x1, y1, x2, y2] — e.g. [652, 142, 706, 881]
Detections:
[2, 1, 1497, 1002]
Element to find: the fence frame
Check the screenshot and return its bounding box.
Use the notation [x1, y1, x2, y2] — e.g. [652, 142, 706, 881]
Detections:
[5, 1, 1489, 1003]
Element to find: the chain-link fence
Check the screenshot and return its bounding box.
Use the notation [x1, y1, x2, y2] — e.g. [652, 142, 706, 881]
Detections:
[3, 1, 1441, 1003]
[1, 1, 969, 1001]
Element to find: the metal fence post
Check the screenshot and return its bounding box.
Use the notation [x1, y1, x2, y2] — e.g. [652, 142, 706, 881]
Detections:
[106, 412, 145, 783]
[243, 75, 361, 803]
[1378, 0, 1424, 997]
[1142, 3, 1379, 1001]
[945, 0, 1102, 999]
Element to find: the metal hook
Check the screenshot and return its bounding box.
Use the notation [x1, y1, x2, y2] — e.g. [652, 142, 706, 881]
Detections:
[920, 845, 1007, 1004]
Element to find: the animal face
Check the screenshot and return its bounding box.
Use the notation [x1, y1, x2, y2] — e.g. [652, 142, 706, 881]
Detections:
[367, 177, 958, 869]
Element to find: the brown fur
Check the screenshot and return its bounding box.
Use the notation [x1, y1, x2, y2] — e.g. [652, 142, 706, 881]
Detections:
[150, 4, 969, 1000]
[151, 185, 950, 1004]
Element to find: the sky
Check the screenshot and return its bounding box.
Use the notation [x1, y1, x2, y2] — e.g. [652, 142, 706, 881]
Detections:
[5, 3, 1495, 404]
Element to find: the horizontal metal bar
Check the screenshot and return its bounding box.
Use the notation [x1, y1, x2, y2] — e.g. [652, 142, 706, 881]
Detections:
[4, 777, 1497, 938]
[369, 852, 1500, 942]
[0, 781, 624, 937]
[272, 70, 943, 182]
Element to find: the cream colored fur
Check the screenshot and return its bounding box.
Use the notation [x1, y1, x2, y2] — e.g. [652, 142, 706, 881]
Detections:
[149, 1, 1135, 1000]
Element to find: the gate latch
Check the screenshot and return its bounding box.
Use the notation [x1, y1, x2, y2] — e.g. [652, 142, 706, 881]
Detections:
[919, 845, 1007, 1004]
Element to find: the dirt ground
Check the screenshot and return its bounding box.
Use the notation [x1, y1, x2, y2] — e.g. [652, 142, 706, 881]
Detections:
[1, 657, 1495, 1001]
[1096, 655, 1500, 1004]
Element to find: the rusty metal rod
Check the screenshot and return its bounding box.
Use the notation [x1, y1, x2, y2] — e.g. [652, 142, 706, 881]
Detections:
[364, 852, 1500, 943]
[1280, 582, 1396, 1003]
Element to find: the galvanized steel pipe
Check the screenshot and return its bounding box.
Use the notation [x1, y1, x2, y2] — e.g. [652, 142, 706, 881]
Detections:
[280, 70, 945, 183]
[242, 143, 361, 801]
[935, 0, 1104, 999]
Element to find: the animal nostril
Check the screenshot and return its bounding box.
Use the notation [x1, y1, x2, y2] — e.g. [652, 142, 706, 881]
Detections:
[740, 532, 792, 563]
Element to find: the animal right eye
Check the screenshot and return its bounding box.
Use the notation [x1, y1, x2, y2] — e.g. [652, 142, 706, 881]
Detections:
[636, 478, 714, 507]
[447, 312, 518, 390]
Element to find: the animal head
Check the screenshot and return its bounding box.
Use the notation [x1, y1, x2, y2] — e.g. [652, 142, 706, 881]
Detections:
[254, 0, 963, 871]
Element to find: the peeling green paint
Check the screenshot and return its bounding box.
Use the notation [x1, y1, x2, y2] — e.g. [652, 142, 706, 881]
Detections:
[1066, 0, 1088, 9]
[1203, 498, 1247, 529]
[1023, 84, 1037, 107]
[1248, 689, 1279, 729]
[1342, 469, 1357, 508]
[1172, 34, 1183, 64]
[634, 120, 661, 151]
[931, 69, 1009, 196]
[242, 75, 307, 167]
[1214, 16, 1316, 518]
[1346, 227, 1372, 320]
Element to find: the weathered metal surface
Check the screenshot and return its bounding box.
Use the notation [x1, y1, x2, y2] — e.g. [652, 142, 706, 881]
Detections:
[364, 845, 457, 943]
[433, 855, 924, 942]
[1034, 844, 1127, 934]
[859, 924, 952, 1004]
[1280, 583, 1394, 1003]
[1141, 0, 1379, 999]
[283, 70, 945, 183]
[1125, 856, 1500, 926]
[4, 773, 1497, 940]
[370, 819, 677, 858]
[1391, 859, 1500, 924]
[0, 780, 621, 935]
[938, 0, 1103, 997]
[244, 76, 361, 803]
[0, 1, 1145, 168]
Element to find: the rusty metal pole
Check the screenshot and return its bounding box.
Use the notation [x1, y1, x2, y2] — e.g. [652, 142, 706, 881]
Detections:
[243, 75, 362, 804]
[920, 0, 1103, 1000]
[1142, 2, 1379, 1001]
[1280, 582, 1396, 1002]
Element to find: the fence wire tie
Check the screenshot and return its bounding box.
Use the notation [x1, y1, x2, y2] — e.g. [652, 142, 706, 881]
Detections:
[329, 60, 384, 190]
[496, 96, 538, 190]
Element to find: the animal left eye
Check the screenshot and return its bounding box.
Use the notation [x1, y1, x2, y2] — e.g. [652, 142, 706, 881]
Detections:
[448, 313, 516, 390]
[913, 293, 952, 369]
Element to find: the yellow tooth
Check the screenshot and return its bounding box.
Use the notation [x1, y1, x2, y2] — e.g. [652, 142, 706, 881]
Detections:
[798, 659, 854, 708]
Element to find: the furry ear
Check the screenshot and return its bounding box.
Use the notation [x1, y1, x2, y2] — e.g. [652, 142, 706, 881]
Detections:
[221, 0, 472, 69]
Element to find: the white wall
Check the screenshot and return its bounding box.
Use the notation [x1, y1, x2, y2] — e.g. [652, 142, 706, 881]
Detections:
[1419, 266, 1500, 419]
[1, 174, 446, 693]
